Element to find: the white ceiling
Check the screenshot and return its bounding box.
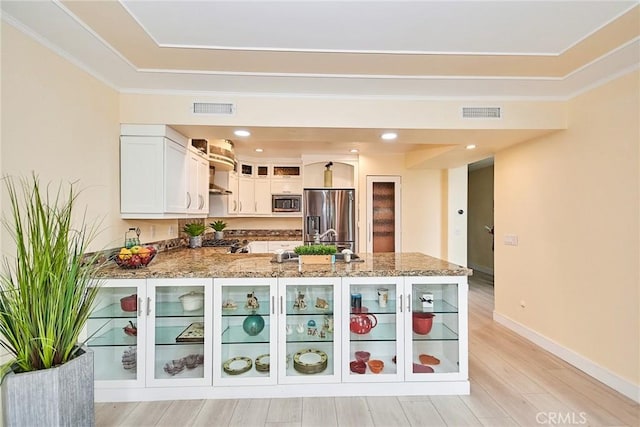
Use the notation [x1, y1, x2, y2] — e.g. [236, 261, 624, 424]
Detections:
[122, 1, 627, 55]
[2, 0, 639, 163]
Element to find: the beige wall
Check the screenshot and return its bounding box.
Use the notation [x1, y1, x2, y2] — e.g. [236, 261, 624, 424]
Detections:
[468, 165, 494, 273]
[494, 71, 640, 386]
[357, 154, 443, 257]
[0, 25, 185, 251]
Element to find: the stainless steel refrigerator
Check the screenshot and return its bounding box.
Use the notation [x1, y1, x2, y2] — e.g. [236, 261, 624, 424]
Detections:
[303, 188, 356, 252]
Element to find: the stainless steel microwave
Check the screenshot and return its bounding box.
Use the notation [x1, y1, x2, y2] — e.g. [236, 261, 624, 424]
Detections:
[272, 194, 302, 212]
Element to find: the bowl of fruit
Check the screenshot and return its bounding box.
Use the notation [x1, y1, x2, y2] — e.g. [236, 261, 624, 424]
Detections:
[115, 245, 157, 269]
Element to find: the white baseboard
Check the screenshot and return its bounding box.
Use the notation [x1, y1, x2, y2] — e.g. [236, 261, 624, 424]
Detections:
[468, 263, 494, 276]
[493, 311, 640, 403]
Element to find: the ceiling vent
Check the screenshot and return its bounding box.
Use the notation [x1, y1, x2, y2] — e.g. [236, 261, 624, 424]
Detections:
[193, 102, 235, 115]
[462, 107, 501, 119]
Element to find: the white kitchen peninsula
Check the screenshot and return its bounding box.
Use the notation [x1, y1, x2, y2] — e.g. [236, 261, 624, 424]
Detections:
[90, 250, 470, 402]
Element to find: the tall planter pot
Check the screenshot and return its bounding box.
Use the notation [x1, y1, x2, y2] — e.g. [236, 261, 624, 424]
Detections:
[2, 347, 95, 427]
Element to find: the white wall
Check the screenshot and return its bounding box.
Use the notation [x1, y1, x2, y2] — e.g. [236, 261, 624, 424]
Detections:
[447, 165, 468, 265]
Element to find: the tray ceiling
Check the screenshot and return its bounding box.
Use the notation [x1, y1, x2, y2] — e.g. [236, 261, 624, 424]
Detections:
[2, 1, 638, 163]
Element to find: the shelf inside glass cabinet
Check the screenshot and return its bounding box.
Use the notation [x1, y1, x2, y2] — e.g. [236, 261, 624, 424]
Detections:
[412, 299, 458, 313]
[222, 325, 270, 344]
[89, 327, 137, 347]
[90, 303, 137, 319]
[349, 321, 396, 342]
[156, 325, 206, 345]
[156, 302, 204, 317]
[351, 300, 397, 315]
[411, 323, 458, 341]
[221, 305, 270, 317]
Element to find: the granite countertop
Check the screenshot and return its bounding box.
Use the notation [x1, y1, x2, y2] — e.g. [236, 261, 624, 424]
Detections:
[96, 249, 472, 279]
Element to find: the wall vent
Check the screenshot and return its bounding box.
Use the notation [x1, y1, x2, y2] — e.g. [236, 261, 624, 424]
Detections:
[193, 102, 235, 115]
[462, 107, 501, 119]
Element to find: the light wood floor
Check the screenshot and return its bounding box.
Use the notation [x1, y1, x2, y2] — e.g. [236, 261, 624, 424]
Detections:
[96, 273, 639, 426]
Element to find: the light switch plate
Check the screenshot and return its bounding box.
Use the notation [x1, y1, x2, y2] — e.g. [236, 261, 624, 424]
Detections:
[504, 234, 519, 246]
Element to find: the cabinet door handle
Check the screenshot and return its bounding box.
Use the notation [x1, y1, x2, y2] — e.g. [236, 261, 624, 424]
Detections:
[198, 194, 204, 209]
[400, 294, 403, 312]
[255, 201, 257, 212]
[186, 192, 192, 208]
[407, 293, 411, 312]
[239, 201, 242, 211]
[232, 200, 237, 212]
[280, 296, 283, 314]
[138, 297, 143, 316]
[147, 297, 152, 316]
[272, 296, 275, 315]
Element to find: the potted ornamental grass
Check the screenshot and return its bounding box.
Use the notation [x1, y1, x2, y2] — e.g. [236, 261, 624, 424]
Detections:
[183, 222, 207, 248]
[0, 174, 104, 426]
[294, 244, 338, 265]
[210, 220, 227, 240]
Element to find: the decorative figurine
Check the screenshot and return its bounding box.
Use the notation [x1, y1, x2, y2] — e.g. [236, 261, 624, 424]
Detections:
[222, 299, 237, 310]
[315, 297, 329, 310]
[307, 319, 317, 336]
[245, 291, 259, 310]
[293, 289, 307, 310]
[323, 315, 334, 333]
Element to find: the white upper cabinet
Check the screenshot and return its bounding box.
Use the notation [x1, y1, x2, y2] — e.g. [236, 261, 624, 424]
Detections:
[120, 125, 192, 219]
[187, 147, 209, 217]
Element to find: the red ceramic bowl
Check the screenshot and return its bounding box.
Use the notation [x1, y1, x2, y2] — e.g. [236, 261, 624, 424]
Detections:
[120, 294, 137, 312]
[350, 360, 366, 374]
[412, 312, 435, 335]
[413, 363, 435, 374]
[355, 351, 370, 363]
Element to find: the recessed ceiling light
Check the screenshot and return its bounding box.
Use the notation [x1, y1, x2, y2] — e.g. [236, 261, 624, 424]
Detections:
[255, 148, 263, 153]
[381, 132, 397, 141]
[234, 130, 250, 137]
[466, 144, 477, 150]
[350, 149, 359, 153]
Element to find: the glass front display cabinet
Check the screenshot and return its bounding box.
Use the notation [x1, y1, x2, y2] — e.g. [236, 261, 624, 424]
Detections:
[278, 278, 341, 384]
[87, 279, 146, 388]
[405, 277, 467, 381]
[213, 278, 277, 385]
[342, 277, 403, 381]
[146, 278, 212, 387]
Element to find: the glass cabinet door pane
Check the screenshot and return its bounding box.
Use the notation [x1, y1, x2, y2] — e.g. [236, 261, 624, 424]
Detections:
[220, 284, 272, 379]
[345, 283, 398, 380]
[87, 285, 140, 382]
[347, 282, 398, 378]
[284, 283, 336, 379]
[154, 285, 206, 380]
[410, 282, 459, 375]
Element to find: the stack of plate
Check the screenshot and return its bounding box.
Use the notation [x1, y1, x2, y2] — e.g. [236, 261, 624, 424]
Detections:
[293, 349, 328, 374]
[255, 354, 270, 372]
[223, 356, 252, 375]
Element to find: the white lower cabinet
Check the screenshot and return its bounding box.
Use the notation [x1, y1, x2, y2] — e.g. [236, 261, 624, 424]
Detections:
[87, 279, 147, 389]
[88, 278, 213, 391]
[341, 277, 403, 382]
[403, 276, 468, 383]
[146, 278, 213, 387]
[90, 275, 467, 400]
[213, 278, 278, 385]
[342, 276, 468, 386]
[278, 277, 342, 384]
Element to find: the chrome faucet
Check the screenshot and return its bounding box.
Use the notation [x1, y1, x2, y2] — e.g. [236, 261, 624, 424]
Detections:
[314, 228, 336, 244]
